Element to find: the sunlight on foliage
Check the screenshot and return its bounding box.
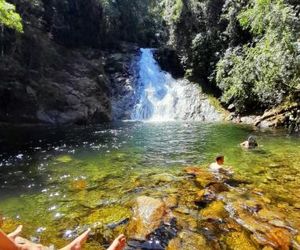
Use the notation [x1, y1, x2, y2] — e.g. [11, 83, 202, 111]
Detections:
[216, 0, 300, 112]
[0, 0, 23, 32]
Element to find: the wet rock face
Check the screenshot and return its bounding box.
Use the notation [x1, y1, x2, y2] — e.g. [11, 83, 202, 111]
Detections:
[105, 45, 140, 121]
[153, 48, 185, 79]
[0, 0, 146, 125]
[0, 0, 113, 125]
[0, 48, 111, 125]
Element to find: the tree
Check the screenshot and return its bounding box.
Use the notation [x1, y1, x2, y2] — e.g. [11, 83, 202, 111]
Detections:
[216, 0, 300, 112]
[0, 0, 23, 32]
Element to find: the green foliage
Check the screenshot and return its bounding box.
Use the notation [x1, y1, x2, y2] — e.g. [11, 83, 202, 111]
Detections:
[172, 0, 183, 21]
[238, 0, 296, 36]
[216, 0, 300, 112]
[96, 0, 164, 44]
[0, 0, 23, 32]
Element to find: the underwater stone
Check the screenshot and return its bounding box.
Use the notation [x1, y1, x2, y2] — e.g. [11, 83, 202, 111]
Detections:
[200, 201, 227, 220]
[166, 237, 181, 250]
[164, 196, 178, 209]
[178, 230, 210, 250]
[127, 196, 166, 240]
[225, 232, 257, 250]
[293, 203, 300, 209]
[173, 212, 198, 232]
[184, 166, 203, 176]
[265, 228, 291, 250]
[151, 173, 177, 183]
[195, 172, 216, 188]
[257, 209, 284, 221]
[195, 189, 217, 208]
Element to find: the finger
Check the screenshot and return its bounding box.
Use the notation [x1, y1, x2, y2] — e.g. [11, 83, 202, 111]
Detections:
[8, 225, 23, 239]
[60, 229, 90, 250]
[107, 234, 126, 250]
[73, 228, 90, 245]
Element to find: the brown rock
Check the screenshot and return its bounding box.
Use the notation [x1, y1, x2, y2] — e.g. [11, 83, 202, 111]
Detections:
[252, 232, 275, 247]
[179, 231, 210, 249]
[184, 166, 202, 175]
[266, 228, 291, 250]
[195, 172, 216, 187]
[294, 203, 300, 209]
[196, 190, 206, 199]
[208, 182, 229, 193]
[225, 232, 257, 250]
[195, 189, 217, 208]
[200, 201, 227, 220]
[70, 179, 87, 190]
[227, 200, 272, 234]
[257, 209, 284, 221]
[127, 196, 166, 240]
[166, 238, 181, 250]
[164, 196, 178, 209]
[173, 212, 198, 231]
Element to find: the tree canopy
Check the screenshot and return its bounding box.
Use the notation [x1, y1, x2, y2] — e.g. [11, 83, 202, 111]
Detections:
[216, 0, 300, 112]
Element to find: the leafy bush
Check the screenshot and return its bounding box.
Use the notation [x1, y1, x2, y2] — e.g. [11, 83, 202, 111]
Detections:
[216, 0, 300, 112]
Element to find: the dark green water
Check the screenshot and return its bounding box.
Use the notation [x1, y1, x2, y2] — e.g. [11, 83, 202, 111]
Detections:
[0, 122, 299, 249]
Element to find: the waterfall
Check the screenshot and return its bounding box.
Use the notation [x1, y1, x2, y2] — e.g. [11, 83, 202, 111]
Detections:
[130, 48, 222, 122]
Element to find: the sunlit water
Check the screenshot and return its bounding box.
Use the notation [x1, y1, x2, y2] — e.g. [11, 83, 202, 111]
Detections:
[0, 122, 299, 249]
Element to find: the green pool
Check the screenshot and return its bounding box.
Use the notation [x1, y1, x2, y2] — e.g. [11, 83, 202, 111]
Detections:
[0, 122, 299, 249]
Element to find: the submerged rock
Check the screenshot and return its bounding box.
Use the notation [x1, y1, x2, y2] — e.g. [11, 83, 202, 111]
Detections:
[196, 175, 216, 188]
[170, 230, 209, 250]
[166, 237, 181, 250]
[151, 173, 178, 183]
[82, 205, 131, 228]
[265, 228, 291, 250]
[70, 179, 88, 191]
[184, 166, 203, 176]
[127, 196, 167, 240]
[225, 232, 257, 250]
[167, 231, 209, 250]
[164, 196, 178, 209]
[200, 201, 227, 220]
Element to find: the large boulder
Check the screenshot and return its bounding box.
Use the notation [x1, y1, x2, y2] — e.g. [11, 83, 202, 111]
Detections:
[127, 196, 166, 240]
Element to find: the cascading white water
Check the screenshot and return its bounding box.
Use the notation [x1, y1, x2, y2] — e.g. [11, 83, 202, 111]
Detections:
[131, 48, 222, 122]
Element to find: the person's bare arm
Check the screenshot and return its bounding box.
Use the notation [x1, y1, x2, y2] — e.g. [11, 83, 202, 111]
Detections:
[0, 229, 17, 250]
[1, 226, 90, 250]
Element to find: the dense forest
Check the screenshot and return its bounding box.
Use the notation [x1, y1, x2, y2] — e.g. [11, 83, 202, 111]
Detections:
[0, 0, 299, 126]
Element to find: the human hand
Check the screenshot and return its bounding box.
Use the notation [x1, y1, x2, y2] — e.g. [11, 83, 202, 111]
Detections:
[1, 226, 90, 250]
[1, 225, 45, 250]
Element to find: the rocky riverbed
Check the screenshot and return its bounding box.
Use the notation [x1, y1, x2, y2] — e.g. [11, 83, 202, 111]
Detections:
[2, 165, 300, 249]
